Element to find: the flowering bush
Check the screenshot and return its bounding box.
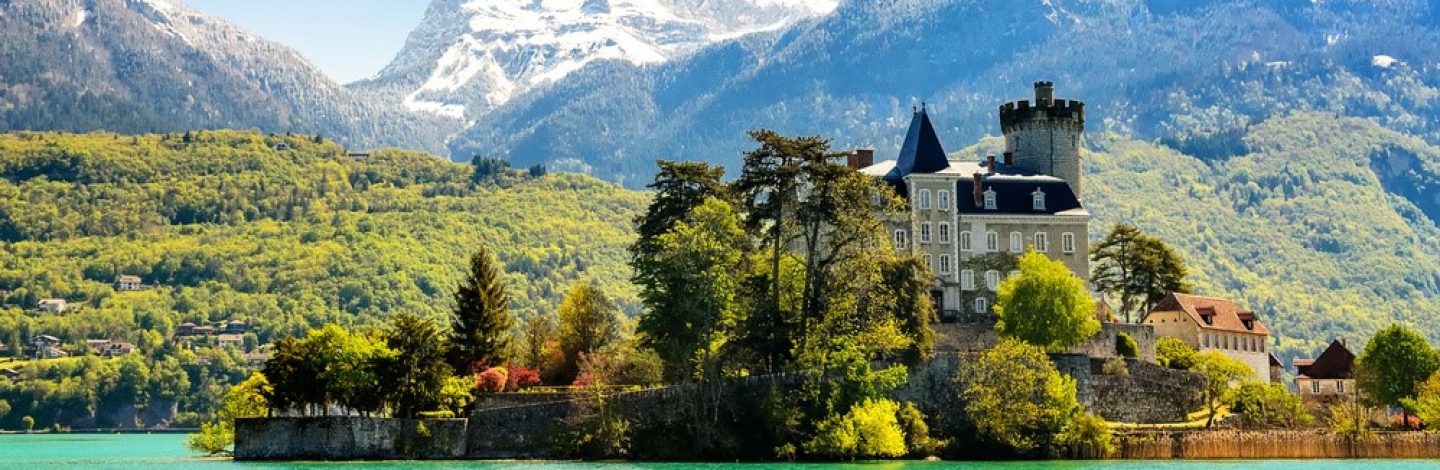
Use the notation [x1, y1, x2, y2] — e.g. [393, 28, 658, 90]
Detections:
[476, 367, 509, 393]
[507, 367, 542, 391]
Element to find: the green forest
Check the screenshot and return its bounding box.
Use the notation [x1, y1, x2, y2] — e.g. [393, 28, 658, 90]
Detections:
[0, 130, 645, 430]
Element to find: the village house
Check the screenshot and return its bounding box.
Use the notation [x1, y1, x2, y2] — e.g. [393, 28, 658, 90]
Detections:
[29, 335, 68, 360]
[216, 334, 245, 350]
[858, 82, 1090, 322]
[1143, 293, 1272, 381]
[86, 339, 137, 357]
[0, 368, 20, 381]
[1294, 339, 1357, 408]
[36, 298, 68, 314]
[115, 275, 144, 291]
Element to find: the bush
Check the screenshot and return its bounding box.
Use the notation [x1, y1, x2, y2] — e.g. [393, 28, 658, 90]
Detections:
[506, 366, 542, 391]
[956, 338, 1082, 454]
[1156, 337, 1196, 370]
[803, 399, 907, 459]
[897, 402, 944, 457]
[1327, 400, 1374, 439]
[1116, 332, 1139, 358]
[1054, 412, 1114, 457]
[186, 422, 233, 456]
[1227, 382, 1313, 429]
[1102, 357, 1129, 377]
[476, 367, 508, 393]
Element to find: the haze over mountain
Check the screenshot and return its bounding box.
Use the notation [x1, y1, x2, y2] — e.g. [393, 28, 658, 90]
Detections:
[0, 0, 451, 153]
[349, 0, 838, 121]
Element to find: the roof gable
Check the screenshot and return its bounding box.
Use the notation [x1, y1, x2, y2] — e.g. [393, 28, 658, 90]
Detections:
[1146, 293, 1270, 336]
[884, 108, 949, 182]
[1299, 340, 1356, 379]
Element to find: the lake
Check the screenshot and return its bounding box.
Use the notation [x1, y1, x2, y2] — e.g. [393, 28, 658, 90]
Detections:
[2, 434, 1438, 470]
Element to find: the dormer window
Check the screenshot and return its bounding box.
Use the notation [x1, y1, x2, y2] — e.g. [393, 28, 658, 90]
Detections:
[1032, 188, 1046, 211]
[983, 189, 997, 210]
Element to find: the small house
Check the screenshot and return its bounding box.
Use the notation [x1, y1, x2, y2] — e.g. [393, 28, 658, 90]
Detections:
[1143, 293, 1272, 382]
[36, 298, 67, 313]
[216, 334, 245, 350]
[115, 275, 144, 291]
[191, 325, 215, 336]
[223, 320, 249, 334]
[176, 322, 198, 336]
[1295, 339, 1357, 408]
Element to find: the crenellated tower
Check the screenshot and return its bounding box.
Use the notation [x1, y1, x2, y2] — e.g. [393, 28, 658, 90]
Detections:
[999, 81, 1086, 198]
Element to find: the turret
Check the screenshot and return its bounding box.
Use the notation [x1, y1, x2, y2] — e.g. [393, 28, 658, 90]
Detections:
[998, 81, 1085, 198]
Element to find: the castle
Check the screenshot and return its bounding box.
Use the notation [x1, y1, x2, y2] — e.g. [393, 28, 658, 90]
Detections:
[857, 82, 1090, 322]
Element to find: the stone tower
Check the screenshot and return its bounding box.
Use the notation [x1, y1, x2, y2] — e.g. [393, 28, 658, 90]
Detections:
[999, 81, 1086, 198]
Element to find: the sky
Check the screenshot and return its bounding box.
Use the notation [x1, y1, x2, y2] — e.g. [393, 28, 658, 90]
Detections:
[186, 0, 431, 84]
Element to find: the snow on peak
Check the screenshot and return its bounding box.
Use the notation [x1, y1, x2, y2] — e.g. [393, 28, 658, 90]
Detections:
[395, 0, 837, 118]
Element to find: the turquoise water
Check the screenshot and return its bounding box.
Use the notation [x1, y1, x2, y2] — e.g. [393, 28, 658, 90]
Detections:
[1, 434, 1438, 469]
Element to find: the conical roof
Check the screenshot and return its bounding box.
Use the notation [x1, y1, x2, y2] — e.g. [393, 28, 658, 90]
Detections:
[885, 107, 949, 182]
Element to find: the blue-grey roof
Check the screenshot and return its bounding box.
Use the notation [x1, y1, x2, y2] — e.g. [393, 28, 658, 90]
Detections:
[956, 175, 1083, 215]
[884, 108, 949, 182]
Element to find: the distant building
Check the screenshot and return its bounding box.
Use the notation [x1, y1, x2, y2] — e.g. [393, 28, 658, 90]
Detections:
[176, 322, 198, 336]
[115, 275, 144, 291]
[216, 334, 245, 350]
[1295, 339, 1357, 408]
[222, 321, 249, 334]
[86, 339, 136, 357]
[1143, 293, 1272, 382]
[36, 298, 68, 313]
[1269, 353, 1285, 385]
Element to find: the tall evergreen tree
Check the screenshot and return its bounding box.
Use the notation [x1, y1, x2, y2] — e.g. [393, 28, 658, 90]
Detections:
[1090, 224, 1191, 322]
[449, 248, 514, 372]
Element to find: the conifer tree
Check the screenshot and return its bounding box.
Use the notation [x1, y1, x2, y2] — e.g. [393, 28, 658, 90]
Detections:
[449, 248, 514, 372]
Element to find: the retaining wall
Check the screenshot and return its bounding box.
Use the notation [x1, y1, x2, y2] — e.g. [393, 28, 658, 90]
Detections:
[234, 417, 468, 460]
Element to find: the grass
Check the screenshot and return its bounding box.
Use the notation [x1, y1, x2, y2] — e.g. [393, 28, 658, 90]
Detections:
[1105, 406, 1231, 431]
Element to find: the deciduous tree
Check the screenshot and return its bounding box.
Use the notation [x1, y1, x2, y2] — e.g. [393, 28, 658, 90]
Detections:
[1192, 351, 1254, 427]
[995, 251, 1100, 351]
[382, 312, 453, 418]
[1357, 325, 1440, 426]
[557, 283, 621, 382]
[955, 338, 1087, 454]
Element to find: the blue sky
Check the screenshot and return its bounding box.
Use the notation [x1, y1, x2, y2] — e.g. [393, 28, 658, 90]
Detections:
[187, 0, 431, 84]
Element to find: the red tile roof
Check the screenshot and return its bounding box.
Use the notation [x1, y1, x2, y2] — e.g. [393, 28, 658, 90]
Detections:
[1145, 293, 1270, 336]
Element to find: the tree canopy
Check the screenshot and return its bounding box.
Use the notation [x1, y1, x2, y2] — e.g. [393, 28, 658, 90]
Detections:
[1089, 223, 1191, 323]
[995, 251, 1099, 351]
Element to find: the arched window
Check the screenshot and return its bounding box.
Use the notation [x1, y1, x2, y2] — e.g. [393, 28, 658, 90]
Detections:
[937, 190, 951, 211]
[1009, 232, 1023, 253]
[960, 231, 972, 252]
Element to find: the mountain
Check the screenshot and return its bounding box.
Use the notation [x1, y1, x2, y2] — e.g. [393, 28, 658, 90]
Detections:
[349, 0, 837, 121]
[0, 0, 451, 153]
[451, 0, 1440, 186]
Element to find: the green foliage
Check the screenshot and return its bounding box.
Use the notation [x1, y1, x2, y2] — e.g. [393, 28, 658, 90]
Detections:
[1356, 325, 1440, 411]
[1156, 337, 1198, 370]
[1116, 332, 1140, 358]
[185, 372, 268, 456]
[896, 402, 943, 457]
[21, 415, 33, 432]
[557, 387, 631, 459]
[557, 283, 621, 383]
[955, 338, 1082, 454]
[437, 376, 474, 416]
[186, 421, 233, 456]
[469, 156, 511, 184]
[0, 399, 9, 421]
[995, 251, 1099, 351]
[1101, 357, 1129, 378]
[1090, 223, 1192, 323]
[1327, 398, 1375, 440]
[1054, 412, 1114, 457]
[1192, 351, 1254, 427]
[1403, 371, 1440, 430]
[804, 398, 907, 459]
[449, 248, 513, 372]
[1227, 381, 1313, 429]
[262, 324, 393, 416]
[383, 313, 454, 417]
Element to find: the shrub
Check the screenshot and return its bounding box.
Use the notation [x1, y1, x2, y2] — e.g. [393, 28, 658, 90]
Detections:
[803, 399, 906, 459]
[507, 366, 542, 391]
[1156, 337, 1196, 370]
[897, 402, 944, 456]
[1054, 412, 1114, 457]
[1401, 370, 1440, 430]
[476, 367, 508, 393]
[1327, 400, 1374, 439]
[956, 338, 1082, 454]
[1102, 357, 1130, 377]
[1116, 332, 1140, 358]
[1227, 382, 1312, 429]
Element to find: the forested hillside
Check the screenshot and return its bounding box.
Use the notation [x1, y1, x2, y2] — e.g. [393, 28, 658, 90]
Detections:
[0, 131, 644, 429]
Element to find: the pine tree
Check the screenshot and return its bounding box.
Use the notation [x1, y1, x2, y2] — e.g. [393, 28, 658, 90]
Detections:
[449, 248, 514, 373]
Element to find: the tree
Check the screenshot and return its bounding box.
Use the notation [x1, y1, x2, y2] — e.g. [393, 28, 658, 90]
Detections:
[1089, 224, 1191, 322]
[1116, 332, 1140, 358]
[518, 314, 558, 370]
[630, 160, 727, 261]
[732, 130, 812, 356]
[1403, 371, 1440, 429]
[186, 372, 270, 456]
[1192, 351, 1254, 427]
[995, 251, 1100, 351]
[637, 197, 749, 382]
[22, 415, 34, 433]
[382, 312, 454, 418]
[1228, 381, 1312, 429]
[1327, 397, 1374, 439]
[1156, 337, 1198, 370]
[955, 338, 1085, 454]
[1357, 325, 1440, 427]
[0, 399, 9, 422]
[449, 248, 514, 372]
[557, 283, 621, 382]
[470, 156, 511, 184]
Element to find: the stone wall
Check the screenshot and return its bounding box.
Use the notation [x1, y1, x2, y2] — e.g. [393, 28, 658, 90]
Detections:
[1108, 430, 1440, 459]
[235, 417, 467, 460]
[1088, 358, 1204, 423]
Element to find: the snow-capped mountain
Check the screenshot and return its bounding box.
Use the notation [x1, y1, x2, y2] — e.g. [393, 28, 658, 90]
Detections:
[0, 0, 452, 152]
[351, 0, 837, 120]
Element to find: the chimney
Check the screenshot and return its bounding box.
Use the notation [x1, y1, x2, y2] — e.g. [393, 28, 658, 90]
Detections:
[847, 149, 874, 170]
[972, 173, 983, 205]
[1034, 81, 1055, 106]
[1003, 151, 1014, 166]
[987, 155, 997, 174]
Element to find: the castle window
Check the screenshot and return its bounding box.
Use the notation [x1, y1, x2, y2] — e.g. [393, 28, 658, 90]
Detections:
[1034, 232, 1048, 252]
[961, 270, 975, 291]
[960, 231, 972, 252]
[975, 297, 988, 314]
[985, 270, 1001, 291]
[1312, 381, 1320, 394]
[938, 255, 952, 274]
[918, 190, 932, 210]
[1062, 233, 1076, 254]
[937, 190, 951, 211]
[893, 230, 908, 249]
[986, 232, 999, 252]
[920, 223, 932, 244]
[939, 223, 952, 244]
[983, 189, 997, 210]
[1032, 188, 1046, 211]
[1009, 232, 1023, 253]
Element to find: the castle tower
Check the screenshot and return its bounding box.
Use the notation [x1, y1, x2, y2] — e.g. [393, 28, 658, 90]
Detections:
[999, 81, 1086, 198]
